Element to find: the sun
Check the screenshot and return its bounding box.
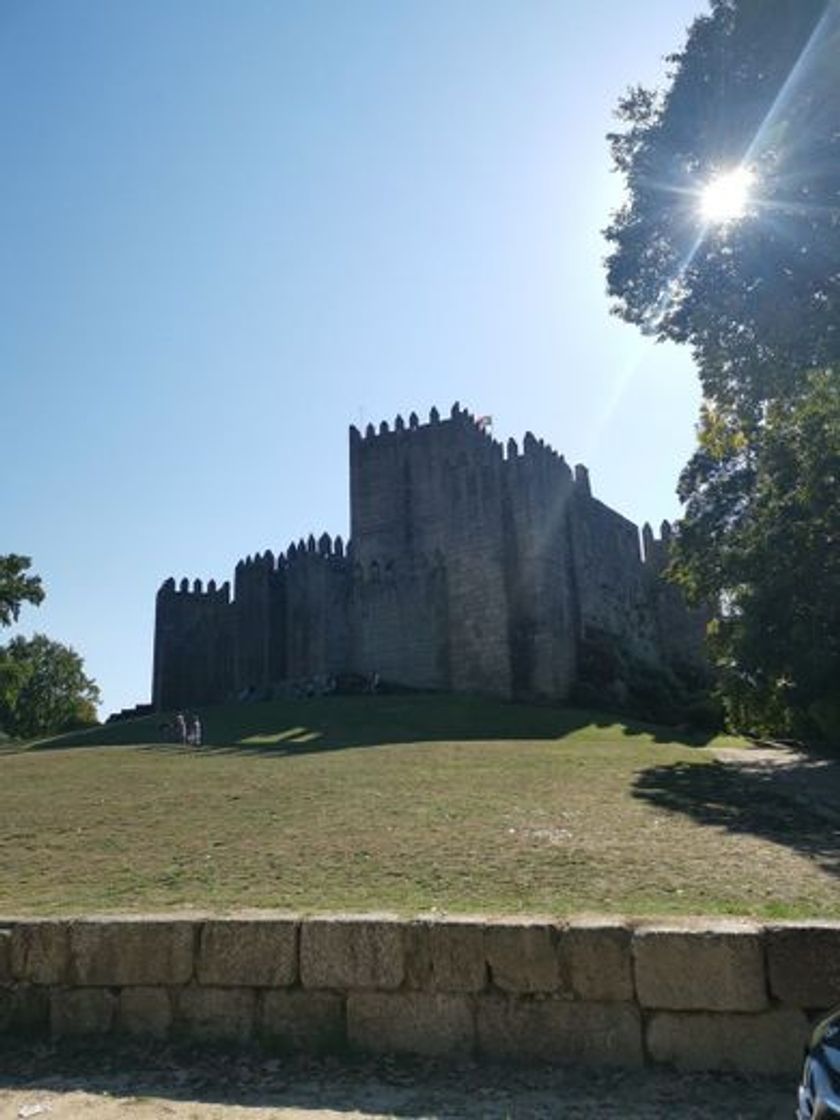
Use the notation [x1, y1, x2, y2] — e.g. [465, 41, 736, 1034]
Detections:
[699, 167, 754, 223]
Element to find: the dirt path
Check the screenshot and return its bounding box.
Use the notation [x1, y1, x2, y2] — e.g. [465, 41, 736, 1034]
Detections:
[0, 1045, 796, 1119]
[714, 739, 840, 823]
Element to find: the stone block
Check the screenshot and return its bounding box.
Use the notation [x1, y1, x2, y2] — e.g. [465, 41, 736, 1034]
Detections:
[405, 918, 486, 992]
[477, 995, 643, 1066]
[261, 989, 344, 1051]
[0, 928, 10, 984]
[118, 987, 173, 1039]
[300, 916, 404, 990]
[197, 918, 298, 988]
[175, 987, 255, 1043]
[348, 992, 474, 1057]
[766, 924, 840, 1008]
[11, 921, 70, 984]
[560, 918, 633, 1002]
[633, 922, 767, 1011]
[484, 921, 564, 994]
[0, 984, 49, 1036]
[70, 918, 195, 986]
[51, 987, 117, 1037]
[647, 1008, 809, 1074]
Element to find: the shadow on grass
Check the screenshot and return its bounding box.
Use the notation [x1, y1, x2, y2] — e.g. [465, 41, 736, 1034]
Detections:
[24, 694, 722, 759]
[632, 754, 840, 878]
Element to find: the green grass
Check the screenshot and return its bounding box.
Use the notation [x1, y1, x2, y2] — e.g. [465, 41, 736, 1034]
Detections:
[3, 694, 838, 918]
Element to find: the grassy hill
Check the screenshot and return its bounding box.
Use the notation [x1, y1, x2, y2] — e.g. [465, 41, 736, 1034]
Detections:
[3, 694, 838, 919]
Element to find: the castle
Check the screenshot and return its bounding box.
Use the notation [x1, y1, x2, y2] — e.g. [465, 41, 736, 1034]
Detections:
[152, 403, 705, 711]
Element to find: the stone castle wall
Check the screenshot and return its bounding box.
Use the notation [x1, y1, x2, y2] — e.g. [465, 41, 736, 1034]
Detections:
[1, 912, 830, 1074]
[570, 489, 660, 665]
[152, 578, 234, 711]
[284, 537, 352, 682]
[353, 553, 450, 689]
[152, 403, 704, 711]
[350, 406, 513, 695]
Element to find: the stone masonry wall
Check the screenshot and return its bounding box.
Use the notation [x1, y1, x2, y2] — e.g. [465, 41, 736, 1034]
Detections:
[501, 435, 579, 699]
[284, 538, 352, 681]
[233, 554, 278, 694]
[350, 405, 513, 697]
[152, 579, 234, 711]
[569, 484, 661, 666]
[1, 913, 832, 1074]
[353, 554, 450, 689]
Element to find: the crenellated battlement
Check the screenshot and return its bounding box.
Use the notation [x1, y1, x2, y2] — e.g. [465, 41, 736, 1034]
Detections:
[230, 536, 353, 576]
[235, 550, 275, 572]
[350, 401, 489, 447]
[351, 402, 590, 494]
[641, 519, 674, 569]
[279, 533, 351, 569]
[157, 576, 231, 603]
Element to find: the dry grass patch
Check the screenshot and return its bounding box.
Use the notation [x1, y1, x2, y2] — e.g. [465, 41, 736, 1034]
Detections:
[2, 695, 838, 917]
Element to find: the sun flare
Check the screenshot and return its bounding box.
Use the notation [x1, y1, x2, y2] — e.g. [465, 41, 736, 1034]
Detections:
[699, 167, 754, 223]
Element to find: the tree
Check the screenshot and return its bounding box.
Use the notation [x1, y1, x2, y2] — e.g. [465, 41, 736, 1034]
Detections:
[671, 373, 840, 737]
[0, 634, 101, 739]
[604, 0, 840, 738]
[605, 0, 840, 417]
[0, 554, 44, 627]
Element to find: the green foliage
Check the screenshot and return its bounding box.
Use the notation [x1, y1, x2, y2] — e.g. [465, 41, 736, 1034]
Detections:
[672, 373, 840, 738]
[605, 0, 840, 417]
[0, 633, 101, 739]
[605, 0, 840, 741]
[573, 631, 721, 731]
[0, 554, 44, 628]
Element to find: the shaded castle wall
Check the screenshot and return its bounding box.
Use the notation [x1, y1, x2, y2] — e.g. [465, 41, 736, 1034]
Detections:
[350, 406, 512, 695]
[501, 434, 579, 700]
[568, 470, 659, 665]
[284, 534, 352, 681]
[233, 552, 286, 695]
[152, 578, 234, 711]
[233, 538, 353, 691]
[642, 521, 710, 675]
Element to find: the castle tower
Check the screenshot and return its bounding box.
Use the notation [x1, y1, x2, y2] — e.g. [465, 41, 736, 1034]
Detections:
[350, 405, 509, 695]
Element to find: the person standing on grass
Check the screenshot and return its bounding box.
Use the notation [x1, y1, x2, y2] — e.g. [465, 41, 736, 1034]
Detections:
[189, 713, 202, 748]
[174, 711, 187, 745]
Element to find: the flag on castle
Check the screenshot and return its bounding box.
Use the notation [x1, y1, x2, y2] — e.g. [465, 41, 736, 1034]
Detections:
[476, 415, 493, 431]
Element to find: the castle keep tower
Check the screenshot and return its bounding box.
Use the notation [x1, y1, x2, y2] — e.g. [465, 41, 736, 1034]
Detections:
[350, 404, 511, 694]
[152, 404, 703, 711]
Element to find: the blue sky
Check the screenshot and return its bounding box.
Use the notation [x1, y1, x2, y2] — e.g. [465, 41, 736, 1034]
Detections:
[2, 0, 707, 716]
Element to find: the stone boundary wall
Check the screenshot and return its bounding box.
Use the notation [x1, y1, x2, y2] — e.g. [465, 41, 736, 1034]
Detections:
[1, 913, 835, 1073]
